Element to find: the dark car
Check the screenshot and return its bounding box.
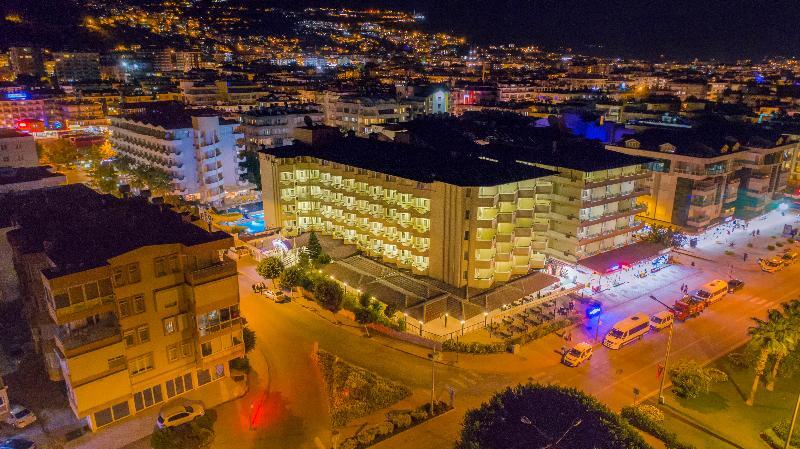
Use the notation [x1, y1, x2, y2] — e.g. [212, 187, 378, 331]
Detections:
[1, 438, 37, 449]
[727, 279, 745, 293]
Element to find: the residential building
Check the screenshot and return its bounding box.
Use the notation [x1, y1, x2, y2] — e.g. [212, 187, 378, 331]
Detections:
[259, 125, 651, 290]
[178, 80, 269, 108]
[108, 103, 245, 205]
[0, 128, 37, 167]
[9, 47, 44, 78]
[152, 49, 201, 73]
[238, 105, 323, 151]
[0, 166, 66, 194]
[0, 184, 244, 431]
[51, 100, 107, 127]
[53, 52, 101, 83]
[0, 92, 48, 129]
[607, 122, 793, 229]
[327, 96, 411, 136]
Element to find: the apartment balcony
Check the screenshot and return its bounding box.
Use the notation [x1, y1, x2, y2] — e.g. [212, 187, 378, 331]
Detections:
[513, 246, 530, 256]
[474, 258, 494, 270]
[476, 216, 497, 229]
[580, 204, 647, 227]
[498, 191, 518, 203]
[185, 258, 237, 286]
[578, 221, 645, 245]
[582, 187, 650, 208]
[692, 181, 718, 195]
[548, 229, 578, 242]
[514, 227, 533, 238]
[584, 171, 651, 189]
[496, 212, 515, 223]
[477, 195, 498, 207]
[55, 316, 121, 358]
[747, 175, 771, 194]
[687, 215, 713, 228]
[475, 237, 495, 249]
[50, 294, 116, 325]
[531, 239, 548, 251]
[515, 209, 534, 219]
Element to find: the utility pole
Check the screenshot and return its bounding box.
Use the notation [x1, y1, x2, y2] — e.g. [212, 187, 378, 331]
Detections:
[649, 295, 676, 405]
[785, 391, 800, 449]
[429, 348, 439, 415]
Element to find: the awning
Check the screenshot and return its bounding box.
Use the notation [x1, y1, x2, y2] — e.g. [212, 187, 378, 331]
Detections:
[577, 241, 669, 274]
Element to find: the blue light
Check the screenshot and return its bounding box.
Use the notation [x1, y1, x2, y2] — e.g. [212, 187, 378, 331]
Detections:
[5, 92, 28, 100]
[587, 306, 601, 317]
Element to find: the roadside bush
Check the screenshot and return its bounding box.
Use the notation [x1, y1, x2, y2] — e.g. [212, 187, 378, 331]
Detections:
[621, 405, 697, 449]
[356, 427, 378, 445]
[389, 411, 413, 429]
[776, 242, 784, 247]
[635, 404, 664, 422]
[339, 438, 359, 449]
[768, 245, 776, 250]
[229, 356, 251, 373]
[669, 359, 728, 399]
[442, 339, 506, 354]
[506, 317, 578, 346]
[747, 242, 754, 248]
[376, 421, 395, 436]
[771, 418, 800, 447]
[410, 409, 428, 421]
[724, 250, 735, 256]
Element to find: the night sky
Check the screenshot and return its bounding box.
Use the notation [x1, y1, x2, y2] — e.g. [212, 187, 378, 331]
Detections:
[269, 0, 800, 61]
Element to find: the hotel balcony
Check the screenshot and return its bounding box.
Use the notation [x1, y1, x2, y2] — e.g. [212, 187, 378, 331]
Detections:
[547, 229, 578, 242]
[185, 258, 237, 286]
[580, 204, 646, 227]
[578, 222, 645, 245]
[584, 171, 651, 189]
[49, 294, 116, 325]
[477, 195, 498, 207]
[582, 187, 650, 208]
[692, 180, 718, 195]
[54, 315, 121, 358]
[687, 215, 713, 228]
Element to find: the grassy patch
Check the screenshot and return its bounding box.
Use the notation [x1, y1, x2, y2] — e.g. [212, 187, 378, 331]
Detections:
[316, 350, 411, 427]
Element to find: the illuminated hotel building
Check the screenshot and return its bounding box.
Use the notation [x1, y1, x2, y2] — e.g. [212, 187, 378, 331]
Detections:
[260, 126, 652, 289]
[1, 185, 244, 430]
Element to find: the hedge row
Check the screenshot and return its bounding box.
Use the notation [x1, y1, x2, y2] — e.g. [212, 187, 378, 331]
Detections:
[621, 405, 697, 449]
[338, 401, 452, 449]
[441, 339, 507, 354]
[506, 316, 579, 346]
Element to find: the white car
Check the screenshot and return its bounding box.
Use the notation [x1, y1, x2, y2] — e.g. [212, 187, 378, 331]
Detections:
[157, 401, 205, 429]
[6, 405, 37, 429]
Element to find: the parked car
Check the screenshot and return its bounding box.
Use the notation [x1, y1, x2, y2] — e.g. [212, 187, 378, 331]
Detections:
[650, 311, 674, 330]
[0, 439, 36, 449]
[782, 251, 799, 264]
[562, 342, 593, 367]
[157, 401, 205, 429]
[727, 279, 745, 293]
[760, 257, 784, 272]
[6, 405, 37, 429]
[275, 293, 291, 304]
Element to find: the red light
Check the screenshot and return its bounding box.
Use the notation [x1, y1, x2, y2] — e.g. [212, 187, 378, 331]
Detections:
[18, 122, 26, 128]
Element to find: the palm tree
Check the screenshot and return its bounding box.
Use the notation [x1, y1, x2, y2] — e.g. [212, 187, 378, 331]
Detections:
[746, 309, 793, 405]
[767, 300, 800, 391]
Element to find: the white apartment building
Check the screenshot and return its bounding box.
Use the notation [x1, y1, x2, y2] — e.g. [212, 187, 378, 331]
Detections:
[327, 95, 411, 136]
[0, 128, 37, 167]
[238, 105, 324, 151]
[109, 106, 245, 205]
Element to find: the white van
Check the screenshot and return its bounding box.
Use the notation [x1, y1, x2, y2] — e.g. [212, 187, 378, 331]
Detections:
[603, 313, 650, 349]
[691, 279, 728, 305]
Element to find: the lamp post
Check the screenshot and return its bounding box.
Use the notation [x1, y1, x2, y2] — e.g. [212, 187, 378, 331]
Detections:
[649, 295, 676, 404]
[428, 349, 440, 416]
[418, 320, 423, 337]
[461, 320, 465, 336]
[484, 311, 488, 327]
[444, 312, 448, 327]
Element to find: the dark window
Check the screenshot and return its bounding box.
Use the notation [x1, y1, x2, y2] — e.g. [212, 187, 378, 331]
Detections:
[112, 401, 130, 420]
[465, 210, 471, 220]
[98, 278, 113, 296]
[94, 408, 113, 427]
[84, 282, 99, 300]
[54, 293, 70, 309]
[201, 342, 212, 357]
[153, 385, 163, 403]
[143, 389, 153, 407]
[197, 369, 211, 386]
[464, 231, 470, 241]
[184, 373, 193, 390]
[166, 380, 175, 398]
[134, 392, 144, 411]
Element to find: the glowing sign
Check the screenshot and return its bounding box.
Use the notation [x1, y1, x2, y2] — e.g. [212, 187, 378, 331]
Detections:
[5, 92, 28, 100]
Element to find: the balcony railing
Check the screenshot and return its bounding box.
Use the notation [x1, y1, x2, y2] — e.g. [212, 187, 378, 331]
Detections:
[185, 259, 238, 286]
[55, 316, 120, 357]
[53, 294, 115, 323]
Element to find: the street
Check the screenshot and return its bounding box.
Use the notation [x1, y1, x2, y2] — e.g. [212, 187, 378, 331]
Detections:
[210, 211, 800, 449]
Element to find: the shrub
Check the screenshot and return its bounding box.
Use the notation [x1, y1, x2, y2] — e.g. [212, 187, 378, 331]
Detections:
[356, 427, 378, 445]
[389, 412, 413, 429]
[314, 278, 344, 312]
[621, 405, 696, 449]
[724, 250, 735, 256]
[229, 357, 251, 373]
[376, 421, 395, 436]
[442, 339, 506, 354]
[768, 245, 776, 250]
[777, 242, 784, 247]
[635, 404, 664, 423]
[747, 242, 754, 248]
[339, 438, 359, 449]
[243, 327, 256, 353]
[772, 419, 800, 447]
[669, 359, 728, 399]
[256, 256, 284, 279]
[410, 410, 428, 422]
[316, 253, 332, 265]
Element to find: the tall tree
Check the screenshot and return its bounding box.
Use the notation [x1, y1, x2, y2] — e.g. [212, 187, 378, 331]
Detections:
[256, 256, 284, 280]
[307, 231, 322, 261]
[767, 300, 800, 390]
[36, 139, 79, 167]
[746, 310, 793, 405]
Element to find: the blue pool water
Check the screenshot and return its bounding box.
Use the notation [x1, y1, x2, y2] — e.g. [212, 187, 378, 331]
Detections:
[223, 211, 265, 234]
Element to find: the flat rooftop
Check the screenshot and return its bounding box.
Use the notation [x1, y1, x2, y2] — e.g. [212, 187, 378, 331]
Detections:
[262, 135, 556, 187]
[0, 184, 231, 277]
[117, 102, 222, 130]
[0, 166, 64, 185]
[0, 128, 31, 139]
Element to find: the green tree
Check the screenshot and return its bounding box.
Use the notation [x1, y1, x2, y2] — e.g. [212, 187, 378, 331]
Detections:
[668, 359, 728, 398]
[278, 265, 307, 291]
[239, 149, 261, 190]
[36, 139, 79, 167]
[746, 309, 794, 405]
[766, 300, 800, 390]
[243, 327, 256, 353]
[307, 231, 322, 261]
[456, 383, 651, 449]
[89, 161, 119, 194]
[359, 291, 372, 308]
[256, 256, 284, 280]
[314, 278, 344, 312]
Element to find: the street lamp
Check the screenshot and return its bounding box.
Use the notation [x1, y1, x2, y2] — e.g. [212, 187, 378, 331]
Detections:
[461, 320, 465, 336]
[419, 320, 423, 336]
[444, 312, 448, 327]
[483, 311, 488, 327]
[649, 295, 676, 405]
[428, 349, 440, 416]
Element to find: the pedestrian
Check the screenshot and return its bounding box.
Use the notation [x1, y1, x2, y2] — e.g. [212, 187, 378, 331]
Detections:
[744, 252, 748, 261]
[561, 345, 567, 356]
[566, 332, 572, 342]
[757, 229, 761, 236]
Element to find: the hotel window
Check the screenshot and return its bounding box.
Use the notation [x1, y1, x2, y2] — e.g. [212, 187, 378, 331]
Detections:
[163, 317, 176, 335]
[118, 299, 131, 318]
[129, 353, 154, 376]
[123, 330, 135, 348]
[137, 325, 150, 343]
[133, 294, 146, 314]
[166, 373, 194, 398]
[127, 263, 141, 283]
[68, 286, 84, 305]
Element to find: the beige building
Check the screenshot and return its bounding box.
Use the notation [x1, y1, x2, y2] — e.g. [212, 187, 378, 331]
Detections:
[2, 185, 244, 430]
[607, 123, 793, 229]
[260, 127, 651, 290]
[0, 128, 37, 167]
[325, 95, 412, 136]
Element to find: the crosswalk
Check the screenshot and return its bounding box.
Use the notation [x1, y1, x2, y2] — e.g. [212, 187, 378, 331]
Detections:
[447, 370, 483, 389]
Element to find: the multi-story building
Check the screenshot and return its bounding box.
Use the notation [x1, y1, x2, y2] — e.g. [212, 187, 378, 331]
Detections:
[0, 128, 37, 167]
[51, 100, 107, 127]
[607, 123, 793, 229]
[178, 80, 269, 109]
[9, 47, 44, 78]
[109, 103, 245, 205]
[53, 52, 101, 84]
[327, 96, 411, 136]
[0, 166, 66, 194]
[238, 105, 324, 151]
[259, 126, 651, 290]
[0, 92, 48, 129]
[151, 49, 201, 73]
[1, 184, 244, 431]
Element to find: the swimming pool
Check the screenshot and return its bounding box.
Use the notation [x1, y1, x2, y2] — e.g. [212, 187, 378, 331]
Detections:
[223, 211, 265, 234]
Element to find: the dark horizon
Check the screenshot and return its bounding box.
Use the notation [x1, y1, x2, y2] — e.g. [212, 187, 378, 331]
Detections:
[262, 0, 800, 61]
